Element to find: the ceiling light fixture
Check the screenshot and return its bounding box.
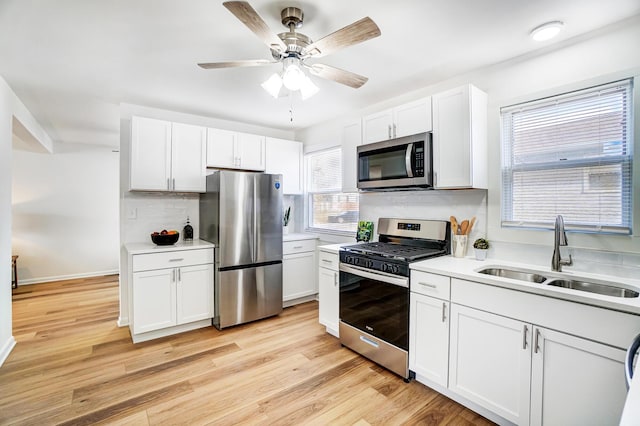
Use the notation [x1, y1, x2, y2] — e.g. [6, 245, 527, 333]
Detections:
[261, 57, 319, 100]
[530, 21, 564, 41]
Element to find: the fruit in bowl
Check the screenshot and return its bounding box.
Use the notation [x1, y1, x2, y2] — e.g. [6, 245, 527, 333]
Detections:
[151, 229, 180, 245]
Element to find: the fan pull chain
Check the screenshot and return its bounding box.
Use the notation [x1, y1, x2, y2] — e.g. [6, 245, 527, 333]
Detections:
[289, 91, 295, 123]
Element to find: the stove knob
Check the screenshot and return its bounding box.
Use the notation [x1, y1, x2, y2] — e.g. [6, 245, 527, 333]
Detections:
[366, 259, 374, 268]
[344, 255, 352, 264]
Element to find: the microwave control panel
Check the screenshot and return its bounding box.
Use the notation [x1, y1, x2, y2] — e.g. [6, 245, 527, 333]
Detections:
[414, 142, 425, 176]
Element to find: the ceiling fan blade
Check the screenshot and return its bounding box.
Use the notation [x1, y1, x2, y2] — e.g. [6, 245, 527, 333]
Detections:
[198, 59, 278, 69]
[307, 63, 368, 89]
[303, 17, 381, 58]
[223, 1, 287, 53]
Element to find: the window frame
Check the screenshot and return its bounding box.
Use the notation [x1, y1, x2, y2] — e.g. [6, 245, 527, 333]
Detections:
[500, 78, 634, 235]
[304, 146, 359, 236]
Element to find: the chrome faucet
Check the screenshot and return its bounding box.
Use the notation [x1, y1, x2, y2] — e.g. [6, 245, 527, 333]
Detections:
[551, 215, 573, 272]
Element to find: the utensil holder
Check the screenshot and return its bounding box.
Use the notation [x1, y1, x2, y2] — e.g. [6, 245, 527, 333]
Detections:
[452, 234, 468, 258]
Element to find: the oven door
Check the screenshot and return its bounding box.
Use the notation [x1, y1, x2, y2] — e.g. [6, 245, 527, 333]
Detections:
[339, 263, 409, 350]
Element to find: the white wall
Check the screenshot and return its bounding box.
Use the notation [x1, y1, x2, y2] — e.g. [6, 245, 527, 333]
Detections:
[0, 75, 53, 366]
[297, 16, 640, 261]
[12, 142, 119, 283]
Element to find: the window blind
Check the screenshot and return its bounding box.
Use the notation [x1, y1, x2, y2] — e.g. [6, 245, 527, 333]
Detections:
[501, 79, 633, 234]
[307, 147, 342, 193]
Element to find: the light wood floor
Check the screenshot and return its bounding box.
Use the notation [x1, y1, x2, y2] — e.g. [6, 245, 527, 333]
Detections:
[2, 275, 495, 425]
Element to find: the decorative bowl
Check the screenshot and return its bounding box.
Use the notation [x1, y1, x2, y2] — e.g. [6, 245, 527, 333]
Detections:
[150, 232, 179, 245]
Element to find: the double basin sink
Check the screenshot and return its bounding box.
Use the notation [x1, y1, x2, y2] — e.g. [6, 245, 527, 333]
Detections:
[478, 267, 639, 299]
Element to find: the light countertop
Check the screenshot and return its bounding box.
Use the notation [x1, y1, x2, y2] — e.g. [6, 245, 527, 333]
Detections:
[318, 242, 359, 254]
[125, 239, 215, 255]
[411, 255, 640, 315]
[284, 233, 319, 242]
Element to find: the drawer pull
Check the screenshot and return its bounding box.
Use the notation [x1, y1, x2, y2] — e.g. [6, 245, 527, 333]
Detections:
[322, 259, 333, 263]
[360, 335, 379, 348]
[442, 302, 446, 323]
[293, 245, 303, 249]
[419, 282, 437, 288]
[522, 325, 529, 350]
[169, 258, 184, 262]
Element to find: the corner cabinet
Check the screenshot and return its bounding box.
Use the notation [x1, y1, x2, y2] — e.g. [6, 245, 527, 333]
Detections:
[206, 128, 265, 171]
[318, 248, 339, 337]
[265, 137, 303, 194]
[127, 244, 214, 343]
[432, 84, 487, 189]
[362, 97, 432, 144]
[130, 117, 206, 192]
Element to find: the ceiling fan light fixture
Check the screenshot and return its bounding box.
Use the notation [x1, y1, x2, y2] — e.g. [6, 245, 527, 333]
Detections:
[261, 73, 283, 98]
[282, 61, 305, 91]
[530, 21, 564, 41]
[300, 75, 319, 100]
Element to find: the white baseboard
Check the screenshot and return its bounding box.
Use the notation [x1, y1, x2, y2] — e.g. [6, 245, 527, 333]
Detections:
[16, 269, 119, 285]
[0, 336, 16, 367]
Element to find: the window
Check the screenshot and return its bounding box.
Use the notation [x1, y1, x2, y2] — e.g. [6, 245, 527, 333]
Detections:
[306, 147, 359, 233]
[501, 79, 633, 234]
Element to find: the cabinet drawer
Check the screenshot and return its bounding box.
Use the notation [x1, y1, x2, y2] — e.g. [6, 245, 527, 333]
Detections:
[411, 270, 451, 300]
[318, 250, 339, 271]
[283, 239, 316, 255]
[132, 248, 214, 272]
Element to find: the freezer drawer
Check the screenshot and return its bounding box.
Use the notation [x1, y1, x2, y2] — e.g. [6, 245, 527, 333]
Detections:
[216, 262, 283, 329]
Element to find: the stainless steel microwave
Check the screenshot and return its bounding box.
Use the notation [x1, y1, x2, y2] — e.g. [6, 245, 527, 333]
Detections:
[357, 132, 433, 190]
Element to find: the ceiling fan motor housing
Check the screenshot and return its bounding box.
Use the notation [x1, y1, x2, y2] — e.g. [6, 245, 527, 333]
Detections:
[281, 7, 303, 29]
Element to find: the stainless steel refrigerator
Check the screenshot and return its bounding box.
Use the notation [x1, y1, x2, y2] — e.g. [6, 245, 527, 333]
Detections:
[199, 171, 283, 329]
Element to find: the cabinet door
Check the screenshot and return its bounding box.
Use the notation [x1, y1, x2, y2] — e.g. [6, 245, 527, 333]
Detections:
[176, 264, 214, 324]
[409, 293, 449, 387]
[362, 109, 393, 144]
[449, 304, 532, 425]
[132, 268, 176, 334]
[130, 116, 172, 191]
[394, 97, 432, 137]
[318, 267, 339, 337]
[432, 85, 472, 188]
[530, 326, 627, 426]
[171, 122, 206, 192]
[206, 128, 236, 168]
[237, 132, 266, 171]
[341, 121, 361, 192]
[265, 137, 302, 194]
[283, 251, 317, 302]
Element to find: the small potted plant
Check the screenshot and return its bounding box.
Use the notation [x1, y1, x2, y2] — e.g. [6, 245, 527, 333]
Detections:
[473, 238, 490, 261]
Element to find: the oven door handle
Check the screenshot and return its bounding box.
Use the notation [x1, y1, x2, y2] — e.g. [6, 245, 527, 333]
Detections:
[339, 263, 409, 288]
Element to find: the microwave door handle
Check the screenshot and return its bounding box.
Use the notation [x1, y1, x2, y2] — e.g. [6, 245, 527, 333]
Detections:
[405, 143, 414, 178]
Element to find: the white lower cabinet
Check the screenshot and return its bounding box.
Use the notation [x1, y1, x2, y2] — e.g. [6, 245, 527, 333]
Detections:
[318, 249, 339, 337]
[530, 326, 627, 426]
[409, 293, 449, 387]
[129, 246, 214, 342]
[449, 304, 532, 425]
[283, 238, 317, 305]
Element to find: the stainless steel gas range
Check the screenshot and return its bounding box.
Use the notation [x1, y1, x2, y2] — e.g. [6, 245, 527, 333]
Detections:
[339, 218, 451, 380]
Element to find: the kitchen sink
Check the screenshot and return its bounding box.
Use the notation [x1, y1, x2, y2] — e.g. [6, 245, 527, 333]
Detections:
[477, 267, 547, 284]
[546, 279, 639, 298]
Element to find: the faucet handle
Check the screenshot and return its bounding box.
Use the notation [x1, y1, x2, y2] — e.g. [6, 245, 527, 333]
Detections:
[560, 254, 573, 267]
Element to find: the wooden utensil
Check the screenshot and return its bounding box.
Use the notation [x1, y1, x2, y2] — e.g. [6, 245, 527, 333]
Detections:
[450, 216, 459, 235]
[466, 216, 476, 235]
[460, 220, 469, 236]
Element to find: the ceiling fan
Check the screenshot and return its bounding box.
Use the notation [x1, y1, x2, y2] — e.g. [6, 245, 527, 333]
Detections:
[198, 1, 381, 97]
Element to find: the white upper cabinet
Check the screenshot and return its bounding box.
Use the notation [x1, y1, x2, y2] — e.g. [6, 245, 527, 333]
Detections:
[341, 121, 362, 193]
[206, 128, 265, 171]
[265, 137, 303, 194]
[171, 122, 206, 192]
[130, 116, 206, 192]
[432, 84, 487, 189]
[362, 97, 432, 144]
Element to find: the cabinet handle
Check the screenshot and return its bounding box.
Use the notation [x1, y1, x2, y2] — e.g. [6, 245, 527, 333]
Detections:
[388, 124, 392, 139]
[441, 302, 446, 323]
[522, 325, 529, 350]
[293, 246, 303, 249]
[534, 328, 540, 354]
[172, 269, 176, 283]
[334, 272, 338, 286]
[322, 259, 333, 264]
[419, 282, 437, 288]
[434, 172, 438, 187]
[169, 258, 184, 262]
[393, 123, 397, 138]
[172, 178, 176, 190]
[177, 268, 181, 282]
[167, 178, 171, 190]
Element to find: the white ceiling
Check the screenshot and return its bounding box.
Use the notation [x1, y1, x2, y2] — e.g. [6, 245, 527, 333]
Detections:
[1, 0, 639, 148]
